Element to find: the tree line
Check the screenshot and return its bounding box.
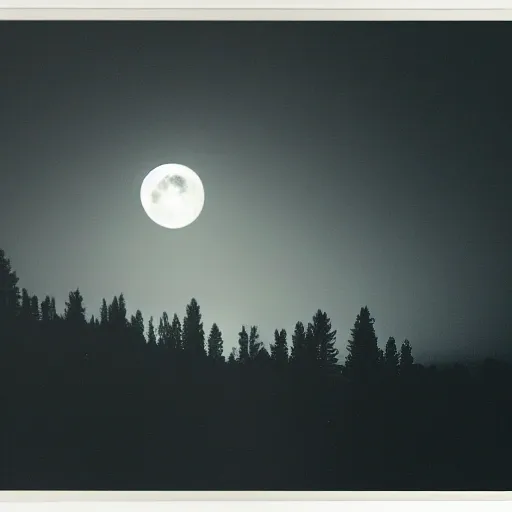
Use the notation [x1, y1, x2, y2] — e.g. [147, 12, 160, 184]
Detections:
[1, 247, 511, 491]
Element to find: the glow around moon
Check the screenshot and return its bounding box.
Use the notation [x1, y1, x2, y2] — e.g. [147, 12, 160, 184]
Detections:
[140, 163, 205, 229]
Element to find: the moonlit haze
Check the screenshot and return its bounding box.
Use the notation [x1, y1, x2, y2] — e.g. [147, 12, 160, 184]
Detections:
[0, 22, 511, 364]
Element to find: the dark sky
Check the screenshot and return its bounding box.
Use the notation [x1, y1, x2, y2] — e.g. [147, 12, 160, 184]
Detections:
[1, 21, 511, 363]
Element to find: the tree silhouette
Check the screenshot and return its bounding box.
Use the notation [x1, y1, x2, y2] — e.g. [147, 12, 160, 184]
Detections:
[0, 248, 20, 320]
[207, 323, 224, 362]
[384, 336, 399, 376]
[170, 313, 182, 351]
[21, 288, 31, 319]
[270, 328, 288, 366]
[157, 312, 171, 347]
[290, 321, 307, 367]
[311, 309, 338, 372]
[344, 306, 380, 383]
[237, 326, 249, 364]
[64, 289, 86, 326]
[182, 298, 205, 357]
[130, 309, 145, 344]
[1, 245, 510, 492]
[400, 339, 414, 373]
[30, 295, 39, 321]
[228, 347, 237, 365]
[147, 316, 157, 346]
[249, 325, 262, 361]
[100, 298, 108, 326]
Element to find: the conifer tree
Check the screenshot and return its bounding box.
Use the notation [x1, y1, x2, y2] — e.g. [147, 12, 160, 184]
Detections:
[170, 313, 182, 350]
[147, 316, 157, 346]
[227, 347, 237, 365]
[21, 288, 32, 319]
[270, 328, 289, 366]
[0, 249, 20, 320]
[400, 339, 414, 372]
[130, 309, 145, 344]
[64, 289, 86, 326]
[207, 323, 224, 361]
[249, 325, 262, 361]
[290, 321, 307, 366]
[384, 336, 400, 376]
[30, 295, 39, 321]
[237, 326, 249, 364]
[40, 296, 51, 323]
[345, 306, 380, 383]
[100, 298, 108, 326]
[182, 298, 205, 357]
[312, 309, 338, 371]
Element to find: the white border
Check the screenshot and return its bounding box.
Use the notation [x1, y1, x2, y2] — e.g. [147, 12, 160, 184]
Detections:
[1, 7, 512, 18]
[0, 2, 511, 507]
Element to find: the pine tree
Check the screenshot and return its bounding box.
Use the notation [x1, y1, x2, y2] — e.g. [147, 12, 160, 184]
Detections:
[270, 328, 289, 366]
[290, 321, 307, 367]
[237, 326, 249, 364]
[227, 347, 237, 365]
[100, 298, 108, 326]
[312, 309, 338, 372]
[207, 323, 224, 361]
[21, 288, 32, 319]
[384, 336, 400, 376]
[0, 249, 20, 320]
[40, 296, 51, 323]
[182, 298, 205, 357]
[345, 306, 380, 383]
[170, 313, 182, 350]
[130, 309, 145, 344]
[50, 297, 57, 320]
[147, 316, 157, 346]
[117, 293, 127, 328]
[30, 295, 39, 321]
[305, 322, 318, 366]
[109, 296, 119, 326]
[399, 339, 414, 373]
[64, 289, 86, 326]
[249, 325, 262, 361]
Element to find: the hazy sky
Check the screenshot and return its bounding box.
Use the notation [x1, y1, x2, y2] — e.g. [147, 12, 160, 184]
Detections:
[1, 22, 511, 363]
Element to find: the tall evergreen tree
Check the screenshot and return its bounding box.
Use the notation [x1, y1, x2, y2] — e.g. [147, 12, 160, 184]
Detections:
[305, 322, 318, 366]
[170, 313, 182, 350]
[249, 325, 262, 360]
[384, 336, 400, 376]
[0, 249, 20, 320]
[270, 328, 289, 366]
[207, 323, 224, 361]
[182, 298, 205, 357]
[40, 296, 51, 323]
[20, 288, 32, 319]
[117, 293, 127, 328]
[50, 297, 57, 320]
[147, 316, 157, 346]
[399, 339, 414, 372]
[64, 289, 86, 326]
[345, 306, 380, 383]
[227, 347, 237, 366]
[130, 309, 145, 344]
[100, 298, 108, 326]
[290, 321, 307, 366]
[30, 295, 40, 321]
[108, 296, 119, 327]
[312, 309, 338, 372]
[237, 326, 249, 364]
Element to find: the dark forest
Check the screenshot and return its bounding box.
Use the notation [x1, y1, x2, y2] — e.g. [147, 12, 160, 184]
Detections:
[1, 248, 510, 490]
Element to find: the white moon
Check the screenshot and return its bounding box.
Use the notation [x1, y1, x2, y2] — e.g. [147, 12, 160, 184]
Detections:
[140, 163, 205, 229]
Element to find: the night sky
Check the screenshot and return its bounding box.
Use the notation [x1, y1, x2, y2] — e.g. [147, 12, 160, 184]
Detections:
[1, 22, 511, 363]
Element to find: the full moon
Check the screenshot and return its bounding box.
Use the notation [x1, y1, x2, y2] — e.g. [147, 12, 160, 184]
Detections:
[140, 163, 205, 229]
